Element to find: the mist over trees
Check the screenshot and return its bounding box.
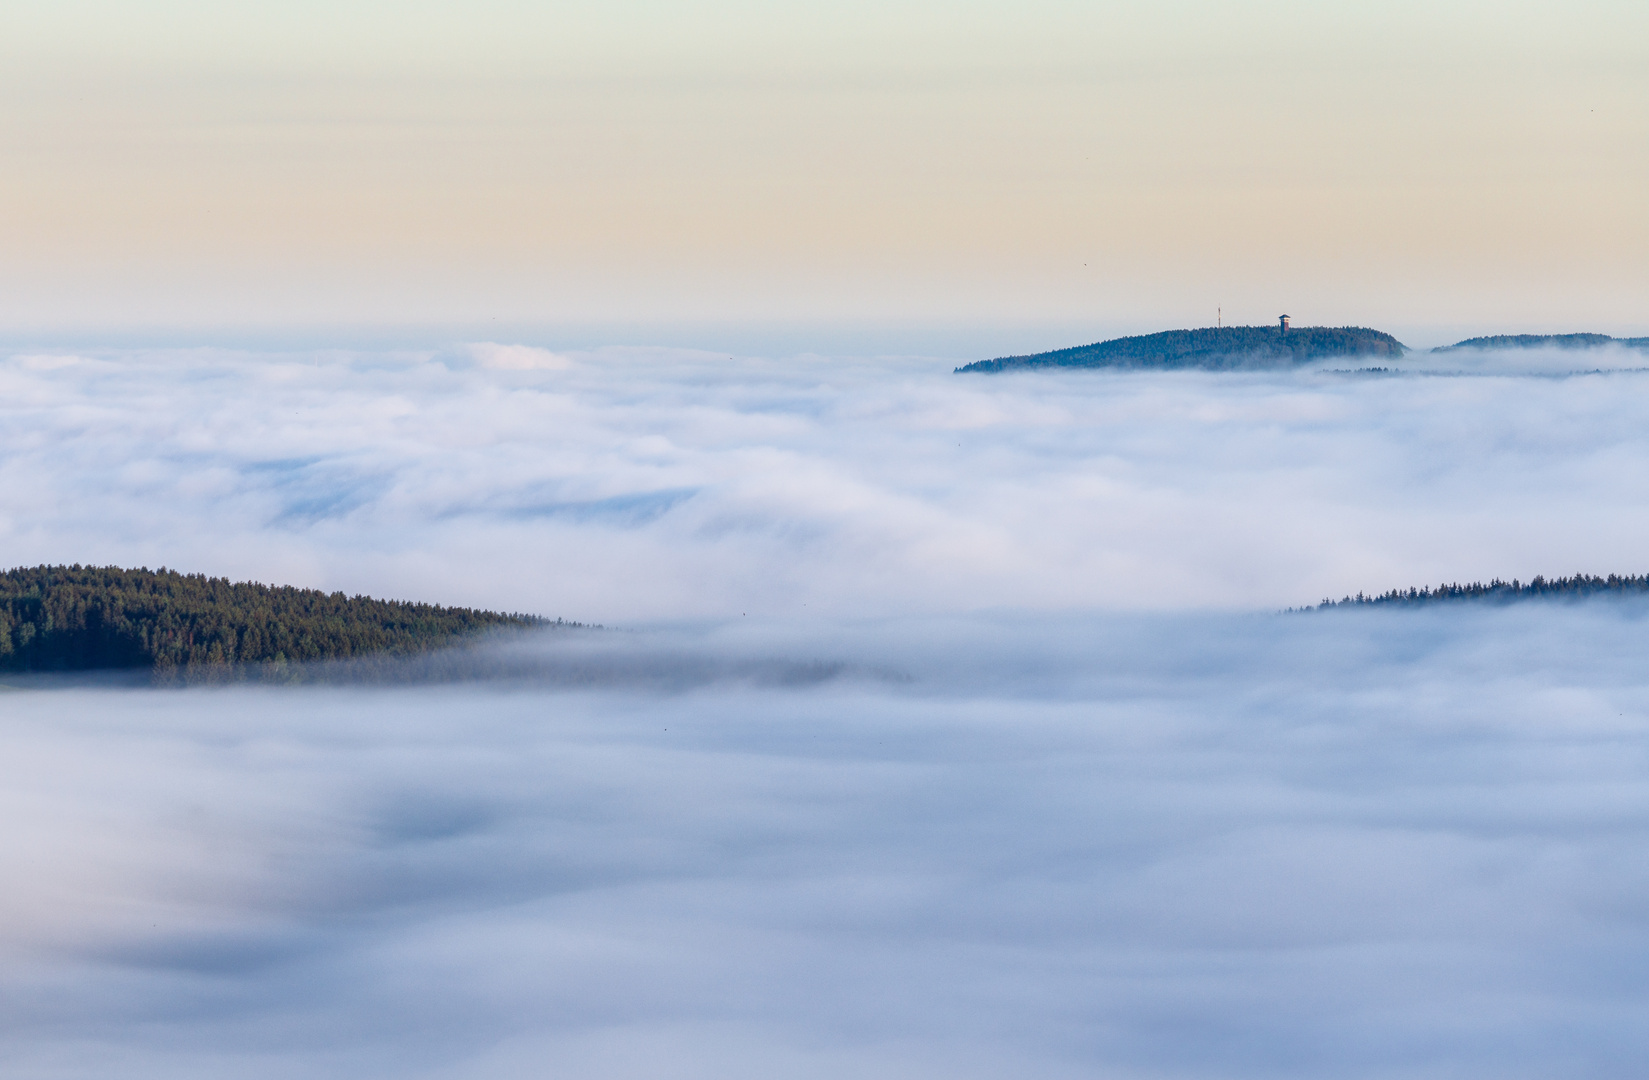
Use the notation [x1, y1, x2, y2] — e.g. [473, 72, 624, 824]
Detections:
[0, 565, 544, 680]
[1316, 573, 1649, 609]
[957, 326, 1405, 373]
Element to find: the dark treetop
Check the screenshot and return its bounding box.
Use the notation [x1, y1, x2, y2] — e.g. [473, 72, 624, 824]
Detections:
[1315, 573, 1649, 609]
[956, 326, 1405, 373]
[0, 564, 544, 678]
[1433, 333, 1649, 353]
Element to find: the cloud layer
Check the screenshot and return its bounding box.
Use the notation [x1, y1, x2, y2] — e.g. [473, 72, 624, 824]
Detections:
[3, 605, 1649, 1078]
[5, 343, 1649, 1076]
[4, 343, 1649, 620]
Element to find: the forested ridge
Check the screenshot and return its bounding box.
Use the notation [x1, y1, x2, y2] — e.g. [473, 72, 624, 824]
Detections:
[1316, 574, 1649, 609]
[957, 326, 1405, 373]
[0, 565, 546, 679]
[1433, 334, 1649, 352]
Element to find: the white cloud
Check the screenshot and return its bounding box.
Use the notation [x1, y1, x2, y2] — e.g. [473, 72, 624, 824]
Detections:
[1, 343, 1648, 620]
[11, 352, 89, 371]
[465, 342, 573, 371]
[2, 606, 1648, 1076]
[1405, 341, 1649, 376]
[5, 342, 1649, 1074]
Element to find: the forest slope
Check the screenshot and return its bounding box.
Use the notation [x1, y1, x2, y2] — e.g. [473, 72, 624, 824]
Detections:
[0, 565, 544, 679]
[957, 326, 1405, 373]
[1433, 333, 1649, 352]
[1316, 573, 1649, 609]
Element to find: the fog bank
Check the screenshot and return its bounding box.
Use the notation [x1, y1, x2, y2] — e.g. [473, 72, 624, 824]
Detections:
[4, 343, 1649, 620]
[3, 605, 1648, 1077]
[5, 340, 1649, 1076]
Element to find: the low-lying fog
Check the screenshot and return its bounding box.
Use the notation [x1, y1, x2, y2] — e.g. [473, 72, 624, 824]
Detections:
[5, 341, 1649, 618]
[6, 608, 1649, 1078]
[3, 342, 1648, 1077]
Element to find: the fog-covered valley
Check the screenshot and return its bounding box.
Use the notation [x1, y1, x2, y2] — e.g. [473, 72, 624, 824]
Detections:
[6, 341, 1649, 619]
[3, 342, 1649, 1077]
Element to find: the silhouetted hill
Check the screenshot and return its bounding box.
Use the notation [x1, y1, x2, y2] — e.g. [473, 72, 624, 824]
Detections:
[1433, 333, 1649, 353]
[0, 565, 550, 681]
[1315, 573, 1649, 609]
[957, 326, 1405, 373]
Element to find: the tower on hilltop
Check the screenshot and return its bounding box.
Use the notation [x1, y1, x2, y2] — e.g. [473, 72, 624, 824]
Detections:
[1279, 314, 1291, 332]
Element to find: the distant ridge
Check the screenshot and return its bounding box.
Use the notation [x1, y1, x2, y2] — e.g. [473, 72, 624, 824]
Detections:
[1315, 573, 1649, 609]
[1433, 333, 1649, 353]
[957, 326, 1404, 373]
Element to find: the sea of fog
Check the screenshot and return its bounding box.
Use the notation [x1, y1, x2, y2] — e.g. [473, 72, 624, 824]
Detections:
[3, 341, 1649, 1077]
[8, 339, 1649, 618]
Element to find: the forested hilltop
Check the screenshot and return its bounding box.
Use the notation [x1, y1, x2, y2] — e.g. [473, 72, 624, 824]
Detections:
[1315, 574, 1649, 609]
[957, 326, 1404, 373]
[1434, 333, 1649, 353]
[0, 565, 545, 680]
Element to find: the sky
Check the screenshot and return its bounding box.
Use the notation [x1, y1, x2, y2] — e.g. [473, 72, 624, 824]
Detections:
[4, 0, 1647, 346]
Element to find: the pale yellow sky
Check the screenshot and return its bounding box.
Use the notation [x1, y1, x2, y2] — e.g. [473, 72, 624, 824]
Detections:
[3, 1, 1646, 341]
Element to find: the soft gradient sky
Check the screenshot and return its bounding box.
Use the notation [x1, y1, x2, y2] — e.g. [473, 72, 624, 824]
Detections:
[3, 1, 1646, 344]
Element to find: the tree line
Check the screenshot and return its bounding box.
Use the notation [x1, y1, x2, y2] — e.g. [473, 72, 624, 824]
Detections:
[1315, 573, 1649, 609]
[1433, 334, 1649, 353]
[0, 564, 551, 680]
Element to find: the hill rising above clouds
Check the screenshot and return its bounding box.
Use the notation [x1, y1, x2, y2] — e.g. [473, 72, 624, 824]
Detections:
[956, 326, 1405, 373]
[1433, 333, 1649, 353]
[0, 565, 546, 681]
